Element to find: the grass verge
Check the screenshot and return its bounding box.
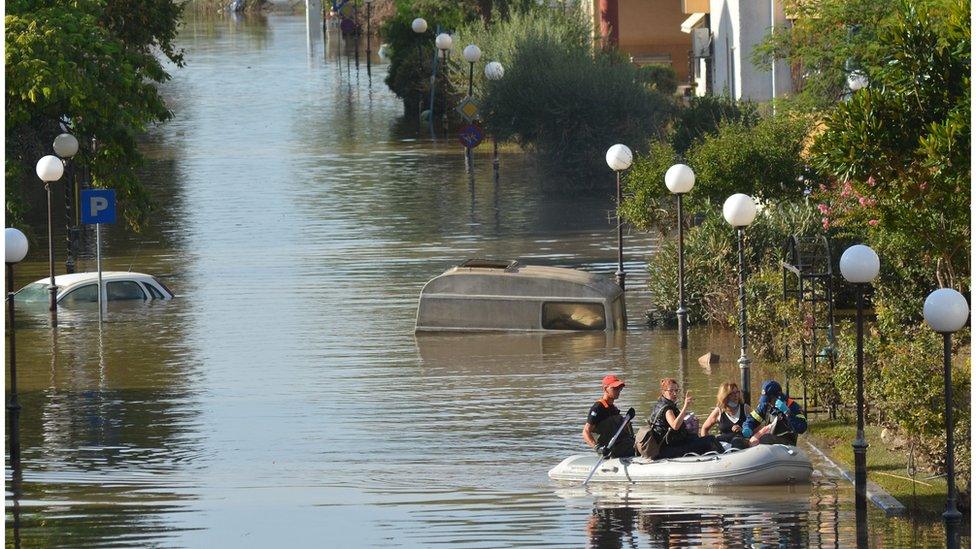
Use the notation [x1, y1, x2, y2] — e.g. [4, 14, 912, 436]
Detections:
[806, 419, 953, 519]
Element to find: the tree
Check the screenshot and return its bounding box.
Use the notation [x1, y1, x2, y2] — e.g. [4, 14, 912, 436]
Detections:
[810, 0, 970, 298]
[5, 0, 185, 229]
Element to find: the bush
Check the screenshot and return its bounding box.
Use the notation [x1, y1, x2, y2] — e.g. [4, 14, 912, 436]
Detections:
[469, 10, 671, 186]
[670, 95, 758, 156]
[644, 201, 820, 329]
[636, 64, 677, 96]
[622, 113, 811, 235]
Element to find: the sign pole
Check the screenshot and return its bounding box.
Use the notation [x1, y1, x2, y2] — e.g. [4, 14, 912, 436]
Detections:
[80, 188, 116, 323]
[97, 223, 104, 322]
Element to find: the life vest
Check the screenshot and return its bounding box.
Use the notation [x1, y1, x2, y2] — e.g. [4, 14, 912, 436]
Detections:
[593, 398, 635, 453]
[649, 396, 685, 444]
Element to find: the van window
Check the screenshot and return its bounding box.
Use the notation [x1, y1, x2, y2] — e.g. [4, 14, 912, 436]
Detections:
[107, 281, 146, 300]
[542, 302, 606, 331]
[61, 284, 98, 305]
[144, 283, 165, 299]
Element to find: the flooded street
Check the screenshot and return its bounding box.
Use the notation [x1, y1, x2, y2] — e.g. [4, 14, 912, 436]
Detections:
[6, 14, 952, 547]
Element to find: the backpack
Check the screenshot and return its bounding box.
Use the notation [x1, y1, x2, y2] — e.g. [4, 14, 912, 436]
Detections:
[634, 408, 670, 459]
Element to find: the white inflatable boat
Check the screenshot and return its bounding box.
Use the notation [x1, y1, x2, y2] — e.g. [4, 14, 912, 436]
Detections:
[548, 444, 812, 486]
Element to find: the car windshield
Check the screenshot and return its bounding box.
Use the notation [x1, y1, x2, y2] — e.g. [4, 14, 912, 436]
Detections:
[14, 282, 56, 303]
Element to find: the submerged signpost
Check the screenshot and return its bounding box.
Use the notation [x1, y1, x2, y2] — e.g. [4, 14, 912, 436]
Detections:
[80, 189, 116, 322]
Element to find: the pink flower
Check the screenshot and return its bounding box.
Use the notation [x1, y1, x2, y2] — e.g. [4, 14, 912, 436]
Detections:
[817, 203, 830, 215]
[866, 176, 876, 187]
[868, 219, 879, 226]
[919, 182, 928, 191]
[840, 181, 853, 198]
[858, 196, 876, 207]
[822, 217, 830, 230]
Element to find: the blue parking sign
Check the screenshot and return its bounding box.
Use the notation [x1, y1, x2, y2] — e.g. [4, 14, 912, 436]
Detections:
[80, 189, 117, 224]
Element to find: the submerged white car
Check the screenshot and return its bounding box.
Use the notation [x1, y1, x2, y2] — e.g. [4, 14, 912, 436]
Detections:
[15, 272, 174, 306]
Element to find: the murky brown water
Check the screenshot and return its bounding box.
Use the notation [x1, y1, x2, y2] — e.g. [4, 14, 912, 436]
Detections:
[5, 13, 958, 548]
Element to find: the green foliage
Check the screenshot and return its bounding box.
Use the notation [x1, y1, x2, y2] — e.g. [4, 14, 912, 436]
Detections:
[669, 95, 758, 156]
[826, 320, 972, 492]
[643, 202, 820, 329]
[5, 0, 185, 230]
[752, 0, 892, 111]
[686, 115, 811, 206]
[635, 64, 677, 96]
[810, 0, 970, 294]
[472, 10, 671, 185]
[380, 0, 478, 115]
[621, 113, 810, 234]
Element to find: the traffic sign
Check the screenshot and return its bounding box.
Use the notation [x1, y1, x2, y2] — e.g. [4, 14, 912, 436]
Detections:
[455, 97, 482, 123]
[80, 189, 117, 225]
[458, 124, 484, 149]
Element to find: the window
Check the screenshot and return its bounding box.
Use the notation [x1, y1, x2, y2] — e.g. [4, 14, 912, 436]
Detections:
[106, 281, 146, 301]
[542, 302, 606, 331]
[144, 283, 165, 299]
[14, 283, 54, 303]
[60, 284, 99, 305]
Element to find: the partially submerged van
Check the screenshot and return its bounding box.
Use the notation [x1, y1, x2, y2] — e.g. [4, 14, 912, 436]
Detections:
[415, 260, 625, 332]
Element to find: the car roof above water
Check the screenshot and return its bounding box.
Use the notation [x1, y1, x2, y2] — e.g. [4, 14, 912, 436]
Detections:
[31, 271, 161, 287]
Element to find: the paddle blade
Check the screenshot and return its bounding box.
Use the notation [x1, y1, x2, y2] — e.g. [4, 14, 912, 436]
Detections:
[626, 407, 635, 419]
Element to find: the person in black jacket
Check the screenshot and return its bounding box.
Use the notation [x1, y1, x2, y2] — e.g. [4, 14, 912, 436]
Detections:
[582, 374, 636, 458]
[648, 378, 723, 459]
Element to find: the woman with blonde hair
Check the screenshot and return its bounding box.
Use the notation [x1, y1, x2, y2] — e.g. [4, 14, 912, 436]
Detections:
[700, 382, 752, 449]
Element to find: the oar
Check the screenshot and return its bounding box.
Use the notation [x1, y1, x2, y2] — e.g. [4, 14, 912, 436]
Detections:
[582, 407, 635, 487]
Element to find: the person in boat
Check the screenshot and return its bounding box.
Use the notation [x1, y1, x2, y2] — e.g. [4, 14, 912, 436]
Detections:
[582, 374, 637, 458]
[699, 382, 753, 449]
[649, 378, 723, 459]
[742, 380, 808, 445]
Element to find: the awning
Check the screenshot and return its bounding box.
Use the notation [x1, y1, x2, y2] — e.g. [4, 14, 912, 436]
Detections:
[681, 12, 706, 34]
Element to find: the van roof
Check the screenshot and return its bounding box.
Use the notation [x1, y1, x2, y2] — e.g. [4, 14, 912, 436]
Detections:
[424, 262, 622, 299]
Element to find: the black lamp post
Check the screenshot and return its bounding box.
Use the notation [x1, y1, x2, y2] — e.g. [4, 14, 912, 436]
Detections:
[840, 243, 880, 547]
[665, 164, 695, 349]
[364, 0, 372, 60]
[723, 193, 757, 404]
[484, 61, 504, 183]
[54, 133, 80, 274]
[923, 288, 969, 549]
[411, 17, 427, 122]
[462, 43, 482, 173]
[605, 144, 633, 290]
[6, 228, 29, 469]
[36, 155, 65, 326]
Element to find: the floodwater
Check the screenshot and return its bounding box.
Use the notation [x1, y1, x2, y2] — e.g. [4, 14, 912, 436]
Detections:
[5, 13, 959, 548]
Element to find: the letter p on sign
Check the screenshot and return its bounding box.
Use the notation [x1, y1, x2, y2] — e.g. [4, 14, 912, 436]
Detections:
[80, 189, 117, 225]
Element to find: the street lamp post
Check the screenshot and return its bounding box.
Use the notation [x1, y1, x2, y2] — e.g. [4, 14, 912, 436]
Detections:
[36, 155, 65, 325]
[6, 228, 29, 469]
[723, 193, 758, 404]
[54, 133, 80, 274]
[429, 31, 452, 134]
[411, 18, 428, 121]
[484, 61, 504, 183]
[839, 244, 880, 547]
[665, 163, 695, 349]
[364, 0, 373, 59]
[923, 288, 969, 549]
[605, 144, 632, 290]
[462, 44, 482, 173]
[435, 32, 453, 131]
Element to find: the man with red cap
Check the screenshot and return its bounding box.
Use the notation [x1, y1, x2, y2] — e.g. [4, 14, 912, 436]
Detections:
[582, 374, 636, 458]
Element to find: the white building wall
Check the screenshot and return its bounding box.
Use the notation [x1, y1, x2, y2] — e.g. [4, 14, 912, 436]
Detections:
[705, 0, 791, 101]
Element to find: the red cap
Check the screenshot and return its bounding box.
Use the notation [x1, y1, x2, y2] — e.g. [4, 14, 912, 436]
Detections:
[602, 375, 625, 389]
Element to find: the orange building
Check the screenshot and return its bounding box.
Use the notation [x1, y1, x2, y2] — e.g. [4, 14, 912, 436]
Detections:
[585, 0, 698, 87]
